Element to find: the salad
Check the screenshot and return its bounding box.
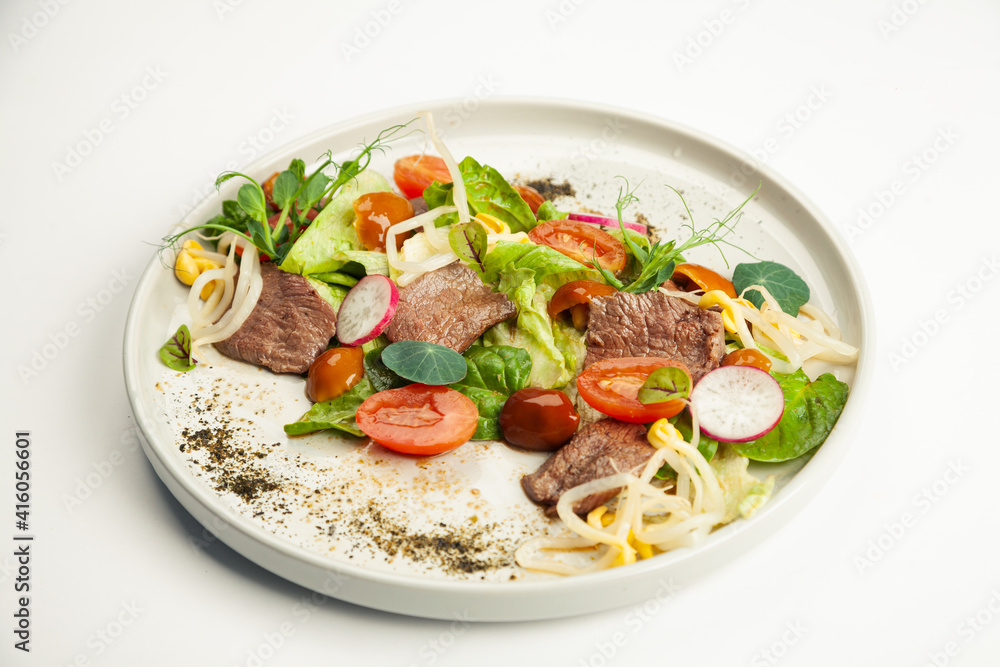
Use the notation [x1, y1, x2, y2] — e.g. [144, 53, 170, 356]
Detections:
[159, 113, 858, 576]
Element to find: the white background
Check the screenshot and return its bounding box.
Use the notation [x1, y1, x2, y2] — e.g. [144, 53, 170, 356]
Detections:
[2, 0, 998, 665]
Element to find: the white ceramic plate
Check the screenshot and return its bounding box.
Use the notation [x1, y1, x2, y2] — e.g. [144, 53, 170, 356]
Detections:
[123, 98, 873, 621]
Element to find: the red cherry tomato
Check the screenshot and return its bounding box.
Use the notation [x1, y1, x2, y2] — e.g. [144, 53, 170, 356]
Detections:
[352, 191, 414, 252]
[356, 384, 478, 456]
[393, 155, 453, 199]
[514, 184, 545, 214]
[547, 279, 617, 329]
[306, 347, 365, 403]
[499, 388, 580, 451]
[528, 220, 626, 273]
[576, 358, 690, 423]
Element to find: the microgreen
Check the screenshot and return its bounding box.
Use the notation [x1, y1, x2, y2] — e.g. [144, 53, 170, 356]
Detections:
[637, 366, 692, 404]
[159, 324, 196, 372]
[448, 221, 488, 275]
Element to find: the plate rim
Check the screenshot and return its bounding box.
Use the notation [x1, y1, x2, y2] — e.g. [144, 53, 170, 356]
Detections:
[123, 96, 875, 619]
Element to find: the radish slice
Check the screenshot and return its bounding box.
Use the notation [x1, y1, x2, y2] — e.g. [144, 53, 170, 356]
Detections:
[336, 275, 399, 346]
[689, 366, 784, 442]
[568, 212, 647, 235]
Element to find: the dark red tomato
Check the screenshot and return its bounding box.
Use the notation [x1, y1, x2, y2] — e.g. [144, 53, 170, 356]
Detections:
[356, 384, 478, 456]
[547, 279, 618, 329]
[514, 184, 545, 214]
[352, 191, 414, 252]
[393, 155, 453, 199]
[499, 388, 580, 451]
[306, 347, 365, 403]
[576, 358, 690, 423]
[528, 220, 627, 273]
[721, 348, 772, 372]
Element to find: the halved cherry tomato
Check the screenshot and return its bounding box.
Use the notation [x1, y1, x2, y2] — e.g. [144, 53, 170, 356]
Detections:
[514, 184, 545, 214]
[721, 348, 772, 372]
[352, 191, 414, 252]
[393, 155, 453, 199]
[547, 279, 617, 329]
[356, 384, 478, 456]
[671, 263, 737, 298]
[576, 358, 690, 423]
[528, 220, 627, 273]
[499, 388, 580, 451]
[306, 347, 365, 403]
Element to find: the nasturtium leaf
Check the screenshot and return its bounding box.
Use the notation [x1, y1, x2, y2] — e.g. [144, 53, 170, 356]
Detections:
[237, 182, 268, 223]
[448, 222, 488, 274]
[637, 366, 691, 404]
[159, 324, 196, 372]
[732, 370, 849, 462]
[732, 261, 810, 314]
[271, 170, 299, 209]
[381, 341, 467, 385]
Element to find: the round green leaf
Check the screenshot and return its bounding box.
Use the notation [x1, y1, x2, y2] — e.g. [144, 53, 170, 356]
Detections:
[732, 261, 810, 314]
[637, 366, 691, 404]
[381, 341, 468, 385]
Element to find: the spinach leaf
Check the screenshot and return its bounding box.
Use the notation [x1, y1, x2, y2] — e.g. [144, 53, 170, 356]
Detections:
[449, 345, 532, 440]
[381, 340, 467, 385]
[283, 379, 375, 438]
[732, 261, 811, 314]
[159, 324, 196, 372]
[732, 370, 849, 462]
[363, 347, 409, 392]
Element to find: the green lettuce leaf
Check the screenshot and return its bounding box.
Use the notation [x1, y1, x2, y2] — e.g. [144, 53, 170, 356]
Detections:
[280, 170, 390, 276]
[536, 201, 568, 221]
[421, 157, 537, 232]
[283, 378, 376, 438]
[732, 370, 849, 462]
[710, 444, 775, 523]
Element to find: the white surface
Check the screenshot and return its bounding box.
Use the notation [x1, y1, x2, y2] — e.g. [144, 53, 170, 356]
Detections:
[2, 0, 996, 664]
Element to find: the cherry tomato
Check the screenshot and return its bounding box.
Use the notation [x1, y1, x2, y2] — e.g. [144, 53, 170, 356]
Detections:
[547, 279, 617, 329]
[352, 191, 414, 252]
[356, 384, 478, 456]
[306, 347, 365, 403]
[393, 155, 453, 199]
[671, 263, 737, 298]
[528, 220, 626, 273]
[514, 184, 545, 214]
[576, 358, 690, 423]
[721, 348, 773, 372]
[499, 388, 580, 451]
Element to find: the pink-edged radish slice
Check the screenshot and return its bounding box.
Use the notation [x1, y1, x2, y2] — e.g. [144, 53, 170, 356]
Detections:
[689, 366, 784, 442]
[336, 275, 399, 346]
[568, 212, 647, 235]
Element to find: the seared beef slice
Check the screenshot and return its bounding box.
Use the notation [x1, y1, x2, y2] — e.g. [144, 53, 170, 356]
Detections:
[215, 263, 337, 374]
[585, 291, 725, 381]
[522, 419, 655, 516]
[386, 262, 517, 352]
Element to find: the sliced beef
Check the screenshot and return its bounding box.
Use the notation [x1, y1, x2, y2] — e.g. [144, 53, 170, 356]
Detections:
[215, 263, 337, 374]
[386, 262, 517, 352]
[585, 290, 725, 382]
[522, 419, 655, 516]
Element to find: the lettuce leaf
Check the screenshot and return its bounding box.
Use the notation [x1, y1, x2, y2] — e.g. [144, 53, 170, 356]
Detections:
[280, 170, 391, 277]
[422, 157, 537, 232]
[710, 444, 775, 523]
